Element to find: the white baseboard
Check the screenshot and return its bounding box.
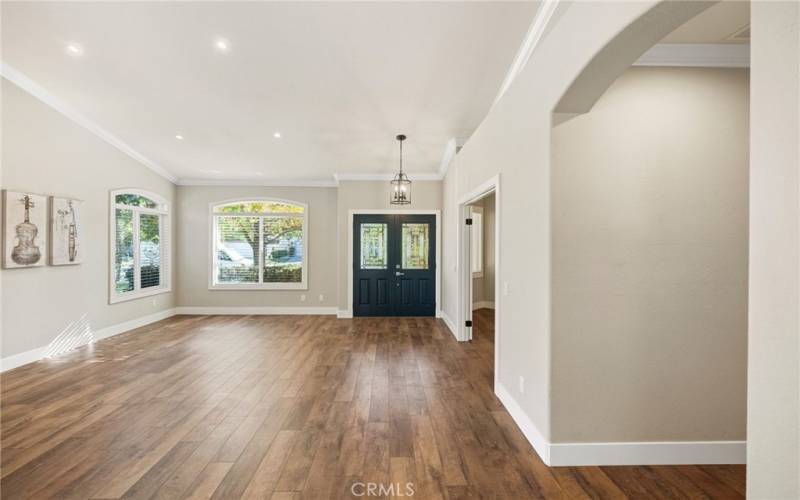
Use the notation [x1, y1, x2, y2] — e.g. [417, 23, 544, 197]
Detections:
[0, 308, 177, 373]
[472, 301, 495, 310]
[548, 440, 746, 466]
[0, 346, 47, 373]
[93, 308, 177, 342]
[495, 383, 745, 466]
[440, 310, 459, 341]
[175, 306, 337, 315]
[495, 383, 551, 464]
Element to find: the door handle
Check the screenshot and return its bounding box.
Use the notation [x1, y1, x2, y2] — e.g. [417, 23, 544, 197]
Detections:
[395, 271, 405, 276]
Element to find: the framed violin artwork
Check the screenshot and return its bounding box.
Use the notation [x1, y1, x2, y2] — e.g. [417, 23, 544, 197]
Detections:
[2, 190, 48, 269]
[50, 196, 83, 266]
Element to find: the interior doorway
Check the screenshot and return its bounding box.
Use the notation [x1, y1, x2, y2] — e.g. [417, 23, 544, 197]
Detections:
[467, 192, 497, 388]
[457, 175, 501, 389]
[466, 192, 496, 344]
[352, 212, 437, 317]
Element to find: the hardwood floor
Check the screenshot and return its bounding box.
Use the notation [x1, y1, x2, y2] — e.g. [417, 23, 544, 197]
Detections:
[1, 310, 745, 499]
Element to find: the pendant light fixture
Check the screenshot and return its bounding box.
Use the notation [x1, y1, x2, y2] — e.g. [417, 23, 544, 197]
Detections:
[390, 134, 411, 205]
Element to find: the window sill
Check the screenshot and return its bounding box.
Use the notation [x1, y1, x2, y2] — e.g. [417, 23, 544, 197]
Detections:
[209, 283, 308, 291]
[109, 286, 172, 304]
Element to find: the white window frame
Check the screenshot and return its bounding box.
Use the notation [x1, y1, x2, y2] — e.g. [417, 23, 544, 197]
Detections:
[209, 197, 309, 290]
[109, 188, 171, 304]
[471, 208, 484, 277]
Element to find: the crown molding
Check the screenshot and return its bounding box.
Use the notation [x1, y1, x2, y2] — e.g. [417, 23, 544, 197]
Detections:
[180, 173, 444, 187]
[333, 172, 443, 182]
[1, 61, 178, 183]
[177, 178, 338, 187]
[493, 0, 561, 107]
[634, 43, 750, 68]
[438, 137, 467, 179]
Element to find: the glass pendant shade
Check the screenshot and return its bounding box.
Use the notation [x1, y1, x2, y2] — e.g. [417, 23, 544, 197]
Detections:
[390, 134, 412, 205]
[390, 172, 412, 205]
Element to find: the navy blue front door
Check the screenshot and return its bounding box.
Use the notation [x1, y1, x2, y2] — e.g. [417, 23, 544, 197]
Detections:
[353, 214, 436, 317]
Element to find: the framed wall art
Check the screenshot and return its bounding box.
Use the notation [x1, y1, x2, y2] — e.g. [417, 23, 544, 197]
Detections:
[50, 196, 83, 265]
[2, 190, 48, 268]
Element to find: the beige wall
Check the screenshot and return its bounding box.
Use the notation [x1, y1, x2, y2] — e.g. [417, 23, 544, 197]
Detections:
[747, 1, 800, 497]
[176, 185, 338, 309]
[551, 67, 749, 442]
[442, 0, 722, 447]
[336, 180, 442, 313]
[0, 80, 177, 359]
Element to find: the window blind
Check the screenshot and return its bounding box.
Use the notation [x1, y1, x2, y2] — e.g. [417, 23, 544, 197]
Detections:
[216, 215, 259, 284]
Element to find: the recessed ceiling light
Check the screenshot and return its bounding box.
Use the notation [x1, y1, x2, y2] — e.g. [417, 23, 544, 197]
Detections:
[64, 43, 84, 57]
[175, 134, 184, 140]
[214, 38, 231, 53]
[273, 132, 282, 139]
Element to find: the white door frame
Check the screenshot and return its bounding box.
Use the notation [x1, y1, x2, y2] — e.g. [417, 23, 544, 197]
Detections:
[457, 175, 500, 387]
[345, 209, 442, 319]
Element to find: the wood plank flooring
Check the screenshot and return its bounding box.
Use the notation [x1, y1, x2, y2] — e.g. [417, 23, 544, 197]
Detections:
[1, 310, 745, 499]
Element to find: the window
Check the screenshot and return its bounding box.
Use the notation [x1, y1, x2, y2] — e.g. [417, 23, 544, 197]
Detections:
[110, 189, 170, 303]
[471, 210, 483, 277]
[210, 199, 308, 289]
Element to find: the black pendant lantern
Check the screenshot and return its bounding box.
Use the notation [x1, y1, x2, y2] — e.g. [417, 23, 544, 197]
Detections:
[390, 134, 411, 205]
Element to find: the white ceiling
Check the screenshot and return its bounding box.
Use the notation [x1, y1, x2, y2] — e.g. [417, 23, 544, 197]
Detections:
[661, 1, 750, 44]
[1, 1, 538, 183]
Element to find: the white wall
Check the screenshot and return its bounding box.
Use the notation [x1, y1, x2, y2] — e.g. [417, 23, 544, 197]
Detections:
[441, 160, 459, 326]
[175, 185, 338, 310]
[1, 79, 177, 361]
[336, 180, 442, 313]
[551, 67, 749, 443]
[747, 1, 800, 497]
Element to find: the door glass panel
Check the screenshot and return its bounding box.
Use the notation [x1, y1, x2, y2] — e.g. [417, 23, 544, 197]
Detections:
[361, 223, 387, 269]
[402, 223, 429, 269]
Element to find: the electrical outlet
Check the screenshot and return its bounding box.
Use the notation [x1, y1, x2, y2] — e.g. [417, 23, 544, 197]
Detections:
[300, 294, 306, 302]
[504, 282, 510, 296]
[152, 298, 157, 307]
[519, 376, 525, 394]
[318, 294, 324, 302]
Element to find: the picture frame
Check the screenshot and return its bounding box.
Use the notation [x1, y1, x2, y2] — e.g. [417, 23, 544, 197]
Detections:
[2, 189, 48, 268]
[50, 196, 83, 265]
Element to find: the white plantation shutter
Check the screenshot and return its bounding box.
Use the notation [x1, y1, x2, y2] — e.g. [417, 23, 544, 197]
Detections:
[215, 215, 259, 284]
[114, 208, 134, 293]
[262, 215, 304, 283]
[139, 213, 161, 289]
[110, 190, 171, 303]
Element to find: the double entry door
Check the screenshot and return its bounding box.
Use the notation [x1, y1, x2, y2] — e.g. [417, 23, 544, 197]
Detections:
[353, 214, 436, 316]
